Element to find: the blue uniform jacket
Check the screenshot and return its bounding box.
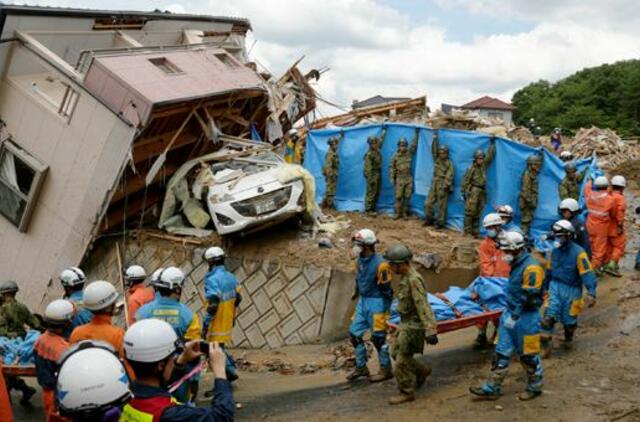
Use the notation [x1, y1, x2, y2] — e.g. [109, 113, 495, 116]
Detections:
[64, 290, 93, 339]
[204, 266, 238, 301]
[130, 379, 234, 422]
[503, 221, 524, 235]
[506, 252, 545, 318]
[135, 296, 201, 341]
[355, 254, 392, 299]
[570, 214, 592, 258]
[546, 241, 597, 297]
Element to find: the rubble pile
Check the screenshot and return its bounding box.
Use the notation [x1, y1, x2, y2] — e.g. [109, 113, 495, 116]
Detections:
[569, 126, 640, 169]
[507, 126, 538, 146]
[329, 343, 357, 371]
[311, 97, 428, 129]
[428, 109, 502, 130]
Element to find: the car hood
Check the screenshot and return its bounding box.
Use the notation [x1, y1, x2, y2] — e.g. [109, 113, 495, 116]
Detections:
[210, 167, 283, 196]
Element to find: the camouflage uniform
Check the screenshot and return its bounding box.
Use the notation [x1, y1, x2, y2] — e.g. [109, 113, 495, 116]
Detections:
[390, 131, 418, 218]
[363, 129, 385, 212]
[322, 133, 343, 208]
[424, 134, 454, 228]
[558, 168, 586, 201]
[391, 267, 437, 395]
[462, 142, 496, 236]
[0, 297, 40, 339]
[519, 154, 544, 234]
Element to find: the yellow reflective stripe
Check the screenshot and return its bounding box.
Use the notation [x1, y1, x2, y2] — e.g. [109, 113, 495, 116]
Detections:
[570, 298, 584, 316]
[377, 262, 392, 284]
[207, 299, 236, 343]
[523, 334, 541, 354]
[120, 404, 154, 422]
[522, 265, 544, 290]
[576, 251, 593, 275]
[545, 252, 552, 270]
[184, 314, 202, 341]
[373, 312, 389, 331]
[151, 309, 180, 316]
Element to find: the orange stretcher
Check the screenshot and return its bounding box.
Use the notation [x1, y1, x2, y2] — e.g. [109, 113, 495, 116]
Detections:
[387, 310, 502, 334]
[1, 364, 36, 377]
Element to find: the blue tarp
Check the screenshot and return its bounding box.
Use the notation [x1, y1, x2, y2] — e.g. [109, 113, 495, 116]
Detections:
[389, 276, 508, 325]
[0, 330, 40, 365]
[304, 123, 595, 241]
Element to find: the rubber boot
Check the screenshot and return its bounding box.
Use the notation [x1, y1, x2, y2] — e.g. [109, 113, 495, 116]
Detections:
[606, 261, 622, 277]
[469, 386, 502, 401]
[346, 366, 370, 382]
[423, 216, 434, 227]
[541, 336, 552, 359]
[369, 366, 393, 383]
[19, 385, 36, 407]
[389, 392, 415, 405]
[563, 325, 576, 350]
[518, 390, 542, 401]
[472, 333, 488, 350]
[415, 363, 433, 389]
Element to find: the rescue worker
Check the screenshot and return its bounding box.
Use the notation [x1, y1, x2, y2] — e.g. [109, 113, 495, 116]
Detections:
[347, 229, 393, 383]
[322, 132, 343, 209]
[284, 128, 298, 164]
[424, 132, 454, 229]
[462, 137, 496, 236]
[122, 318, 235, 421]
[541, 220, 597, 357]
[497, 204, 523, 234]
[0, 280, 38, 405]
[56, 341, 132, 420]
[558, 198, 591, 258]
[469, 231, 544, 401]
[294, 134, 306, 165]
[363, 128, 385, 214]
[135, 266, 202, 402]
[604, 175, 627, 277]
[125, 265, 155, 326]
[584, 176, 614, 273]
[390, 129, 418, 219]
[33, 299, 73, 420]
[558, 161, 587, 201]
[475, 213, 510, 349]
[519, 153, 543, 235]
[202, 247, 241, 381]
[69, 280, 126, 360]
[384, 244, 438, 405]
[550, 128, 562, 151]
[559, 151, 574, 162]
[59, 267, 92, 338]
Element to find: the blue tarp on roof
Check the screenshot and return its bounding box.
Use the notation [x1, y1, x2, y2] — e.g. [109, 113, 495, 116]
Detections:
[304, 123, 595, 241]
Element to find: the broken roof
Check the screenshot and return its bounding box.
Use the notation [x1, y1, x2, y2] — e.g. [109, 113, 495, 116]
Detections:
[352, 95, 411, 109]
[460, 96, 516, 111]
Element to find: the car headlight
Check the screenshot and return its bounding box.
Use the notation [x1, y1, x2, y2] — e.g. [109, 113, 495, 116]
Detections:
[209, 193, 235, 204]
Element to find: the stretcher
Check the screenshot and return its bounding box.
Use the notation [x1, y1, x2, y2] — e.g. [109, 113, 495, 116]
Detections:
[387, 310, 502, 334]
[1, 364, 36, 377]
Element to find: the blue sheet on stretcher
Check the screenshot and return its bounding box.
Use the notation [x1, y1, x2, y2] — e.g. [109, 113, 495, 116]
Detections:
[389, 276, 508, 326]
[0, 330, 40, 365]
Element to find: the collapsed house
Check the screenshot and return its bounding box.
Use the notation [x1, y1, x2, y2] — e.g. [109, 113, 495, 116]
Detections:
[0, 5, 318, 307]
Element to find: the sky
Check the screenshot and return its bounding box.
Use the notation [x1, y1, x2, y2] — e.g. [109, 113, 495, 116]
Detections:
[6, 0, 640, 117]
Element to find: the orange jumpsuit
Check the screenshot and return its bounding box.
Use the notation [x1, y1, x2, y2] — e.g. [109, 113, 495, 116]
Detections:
[479, 238, 511, 277]
[33, 331, 70, 421]
[607, 190, 626, 263]
[584, 182, 614, 269]
[127, 284, 155, 325]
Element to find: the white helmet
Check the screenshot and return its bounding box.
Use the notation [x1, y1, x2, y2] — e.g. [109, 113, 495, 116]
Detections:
[496, 205, 514, 219]
[153, 267, 185, 290]
[56, 341, 131, 417]
[124, 319, 178, 363]
[83, 281, 119, 311]
[553, 219, 575, 236]
[559, 198, 580, 213]
[125, 265, 146, 283]
[288, 128, 299, 137]
[150, 268, 164, 284]
[498, 231, 526, 252]
[352, 229, 377, 246]
[559, 151, 573, 160]
[611, 175, 626, 188]
[204, 247, 225, 261]
[44, 299, 75, 325]
[594, 176, 609, 189]
[482, 213, 503, 228]
[59, 267, 86, 288]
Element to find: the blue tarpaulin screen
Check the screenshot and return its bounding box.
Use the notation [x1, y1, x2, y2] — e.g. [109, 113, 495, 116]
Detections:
[304, 123, 594, 240]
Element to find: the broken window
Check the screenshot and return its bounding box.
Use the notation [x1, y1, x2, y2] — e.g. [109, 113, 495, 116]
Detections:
[0, 139, 48, 232]
[214, 53, 241, 69]
[149, 57, 184, 75]
[28, 77, 80, 121]
[488, 111, 504, 120]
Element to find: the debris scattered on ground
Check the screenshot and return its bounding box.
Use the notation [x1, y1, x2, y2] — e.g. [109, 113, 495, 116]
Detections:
[413, 253, 443, 271]
[329, 343, 357, 371]
[311, 97, 428, 129]
[569, 126, 640, 169]
[299, 363, 320, 374]
[429, 109, 501, 131]
[317, 237, 334, 248]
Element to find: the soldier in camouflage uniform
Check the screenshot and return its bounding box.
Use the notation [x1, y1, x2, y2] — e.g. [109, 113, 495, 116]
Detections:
[363, 128, 386, 214]
[390, 129, 418, 219]
[558, 161, 587, 201]
[384, 244, 439, 405]
[519, 153, 544, 234]
[462, 137, 496, 237]
[322, 133, 343, 209]
[0, 280, 39, 405]
[424, 132, 454, 229]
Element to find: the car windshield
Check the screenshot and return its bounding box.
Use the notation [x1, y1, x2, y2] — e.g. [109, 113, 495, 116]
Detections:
[210, 152, 283, 176]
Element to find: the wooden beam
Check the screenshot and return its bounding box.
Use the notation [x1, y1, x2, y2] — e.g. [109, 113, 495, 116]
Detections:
[133, 131, 199, 164]
[111, 164, 179, 204]
[102, 190, 163, 233]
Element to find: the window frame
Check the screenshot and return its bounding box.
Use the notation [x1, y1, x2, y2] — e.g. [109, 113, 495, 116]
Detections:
[0, 138, 48, 232]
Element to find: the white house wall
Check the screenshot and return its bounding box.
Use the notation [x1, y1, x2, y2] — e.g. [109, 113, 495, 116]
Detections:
[0, 47, 136, 308]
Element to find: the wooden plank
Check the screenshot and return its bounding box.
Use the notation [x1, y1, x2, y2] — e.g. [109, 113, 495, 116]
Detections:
[102, 190, 163, 232]
[133, 131, 199, 164]
[111, 164, 179, 203]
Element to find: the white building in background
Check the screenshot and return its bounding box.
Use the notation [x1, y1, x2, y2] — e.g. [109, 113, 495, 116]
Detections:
[460, 95, 516, 126]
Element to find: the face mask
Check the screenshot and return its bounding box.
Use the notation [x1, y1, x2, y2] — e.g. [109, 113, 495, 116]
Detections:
[351, 245, 363, 258]
[486, 229, 497, 239]
[502, 254, 514, 264]
[553, 238, 567, 249]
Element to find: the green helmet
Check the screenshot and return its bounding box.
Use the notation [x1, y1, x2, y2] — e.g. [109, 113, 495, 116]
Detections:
[384, 244, 413, 263]
[397, 138, 408, 147]
[439, 144, 449, 153]
[0, 280, 19, 294]
[367, 136, 378, 145]
[474, 149, 485, 159]
[564, 161, 577, 172]
[328, 137, 338, 146]
[527, 154, 542, 164]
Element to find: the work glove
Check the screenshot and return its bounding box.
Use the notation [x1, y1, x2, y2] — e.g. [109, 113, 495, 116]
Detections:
[503, 314, 518, 329]
[425, 334, 439, 345]
[584, 294, 596, 308]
